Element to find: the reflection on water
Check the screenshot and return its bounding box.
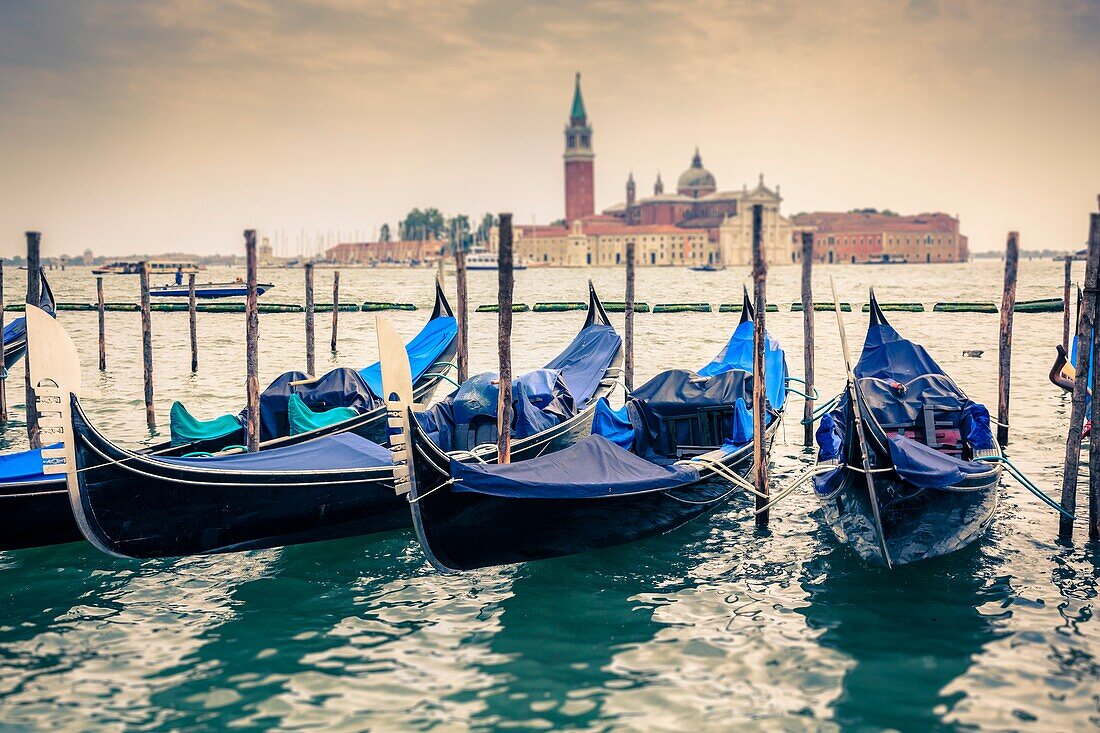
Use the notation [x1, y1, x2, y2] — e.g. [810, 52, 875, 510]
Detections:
[2, 261, 1099, 730]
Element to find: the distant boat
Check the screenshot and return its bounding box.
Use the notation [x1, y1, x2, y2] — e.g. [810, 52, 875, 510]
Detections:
[690, 263, 725, 272]
[465, 248, 528, 271]
[92, 261, 205, 275]
[149, 282, 274, 299]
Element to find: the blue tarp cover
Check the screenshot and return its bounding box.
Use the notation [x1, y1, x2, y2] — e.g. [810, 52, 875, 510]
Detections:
[253, 368, 377, 442]
[698, 320, 789, 410]
[855, 314, 946, 382]
[592, 397, 635, 450]
[724, 397, 754, 447]
[886, 434, 993, 489]
[543, 324, 621, 408]
[449, 434, 699, 499]
[156, 432, 392, 471]
[359, 315, 457, 397]
[0, 446, 56, 485]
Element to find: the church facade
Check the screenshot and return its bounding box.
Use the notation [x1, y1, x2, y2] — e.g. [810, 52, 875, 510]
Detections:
[502, 74, 795, 267]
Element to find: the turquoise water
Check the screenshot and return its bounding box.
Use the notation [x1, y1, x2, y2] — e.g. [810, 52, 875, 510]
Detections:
[1, 260, 1097, 731]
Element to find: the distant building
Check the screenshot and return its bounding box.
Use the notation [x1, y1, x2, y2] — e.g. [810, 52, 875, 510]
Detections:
[793, 211, 968, 264]
[507, 75, 794, 267]
[326, 238, 441, 264]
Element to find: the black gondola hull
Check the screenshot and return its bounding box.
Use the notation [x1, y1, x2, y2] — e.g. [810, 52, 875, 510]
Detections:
[408, 413, 777, 572]
[0, 480, 80, 550]
[69, 397, 404, 558]
[814, 464, 1000, 566]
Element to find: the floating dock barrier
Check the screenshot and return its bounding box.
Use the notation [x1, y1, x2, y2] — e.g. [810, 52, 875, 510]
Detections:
[653, 303, 712, 313]
[104, 302, 140, 312]
[791, 302, 851, 312]
[314, 303, 359, 312]
[861, 302, 925, 312]
[476, 303, 530, 313]
[532, 302, 587, 312]
[718, 303, 779, 313]
[57, 303, 95, 311]
[1013, 298, 1063, 313]
[361, 302, 417, 312]
[602, 301, 651, 313]
[933, 302, 998, 313]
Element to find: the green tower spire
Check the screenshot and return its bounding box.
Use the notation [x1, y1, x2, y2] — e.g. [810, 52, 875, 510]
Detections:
[570, 72, 587, 124]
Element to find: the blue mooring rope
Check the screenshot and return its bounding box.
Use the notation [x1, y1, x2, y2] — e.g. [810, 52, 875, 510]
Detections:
[974, 454, 1075, 520]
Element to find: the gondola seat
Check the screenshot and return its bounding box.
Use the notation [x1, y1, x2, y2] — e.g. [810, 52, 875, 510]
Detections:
[169, 401, 242, 447]
[287, 394, 359, 435]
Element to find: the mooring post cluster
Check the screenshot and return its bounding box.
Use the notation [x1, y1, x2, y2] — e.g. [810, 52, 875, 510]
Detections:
[751, 204, 770, 528]
[997, 232, 1019, 447]
[304, 261, 316, 375]
[244, 229, 261, 452]
[0, 260, 6, 424]
[800, 231, 815, 448]
[454, 240, 469, 383]
[497, 212, 514, 464]
[138, 261, 156, 430]
[24, 232, 41, 447]
[1059, 200, 1100, 541]
[624, 239, 636, 394]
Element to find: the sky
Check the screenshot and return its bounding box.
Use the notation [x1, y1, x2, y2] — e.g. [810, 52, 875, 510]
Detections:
[0, 0, 1098, 258]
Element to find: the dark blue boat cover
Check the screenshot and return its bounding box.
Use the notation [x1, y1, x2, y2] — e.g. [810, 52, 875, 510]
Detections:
[417, 369, 575, 448]
[3, 272, 56, 349]
[543, 324, 621, 408]
[592, 398, 635, 450]
[630, 368, 757, 458]
[415, 323, 618, 450]
[855, 312, 946, 382]
[156, 432, 392, 471]
[251, 368, 378, 442]
[886, 434, 993, 489]
[359, 315, 457, 397]
[698, 319, 789, 410]
[449, 434, 699, 499]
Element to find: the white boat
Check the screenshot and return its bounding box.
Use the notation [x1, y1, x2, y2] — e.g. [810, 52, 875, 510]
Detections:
[465, 248, 528, 271]
[92, 261, 206, 276]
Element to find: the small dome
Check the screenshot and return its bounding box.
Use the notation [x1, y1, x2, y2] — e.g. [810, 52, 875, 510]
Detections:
[676, 148, 717, 197]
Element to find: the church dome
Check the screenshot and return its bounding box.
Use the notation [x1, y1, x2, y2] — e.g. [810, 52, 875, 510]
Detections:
[676, 148, 717, 197]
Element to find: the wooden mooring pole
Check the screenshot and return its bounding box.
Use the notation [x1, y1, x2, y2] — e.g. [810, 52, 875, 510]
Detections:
[97, 276, 106, 371]
[25, 233, 41, 447]
[454, 245, 469, 382]
[800, 231, 815, 447]
[245, 230, 261, 452]
[304, 262, 315, 375]
[0, 260, 6, 424]
[996, 232, 1018, 447]
[1063, 255, 1073, 353]
[139, 261, 156, 430]
[188, 273, 198, 372]
[1059, 206, 1100, 541]
[330, 271, 340, 352]
[751, 204, 770, 527]
[625, 239, 636, 393]
[1088, 204, 1100, 540]
[497, 212, 514, 464]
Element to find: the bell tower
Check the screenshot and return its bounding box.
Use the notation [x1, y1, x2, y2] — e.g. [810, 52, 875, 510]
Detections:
[563, 72, 594, 224]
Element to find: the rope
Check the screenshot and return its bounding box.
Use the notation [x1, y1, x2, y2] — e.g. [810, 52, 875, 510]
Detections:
[406, 478, 458, 504]
[680, 454, 765, 498]
[664, 484, 740, 506]
[973, 454, 1075, 519]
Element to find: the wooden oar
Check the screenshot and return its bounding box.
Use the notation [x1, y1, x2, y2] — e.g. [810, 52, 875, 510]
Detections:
[831, 279, 893, 569]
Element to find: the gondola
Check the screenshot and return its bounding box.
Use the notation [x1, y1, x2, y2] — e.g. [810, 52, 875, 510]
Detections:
[812, 291, 1001, 567]
[390, 291, 788, 572]
[27, 285, 623, 558]
[0, 283, 455, 553]
[149, 281, 274, 298]
[3, 269, 56, 369]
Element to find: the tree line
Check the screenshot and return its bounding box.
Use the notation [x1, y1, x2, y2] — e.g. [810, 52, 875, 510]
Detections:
[381, 209, 496, 250]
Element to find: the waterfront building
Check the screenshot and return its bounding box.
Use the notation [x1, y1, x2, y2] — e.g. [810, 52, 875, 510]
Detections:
[325, 237, 441, 265]
[793, 211, 968, 264]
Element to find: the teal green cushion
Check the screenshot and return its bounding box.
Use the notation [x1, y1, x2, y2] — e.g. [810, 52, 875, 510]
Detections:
[169, 401, 243, 447]
[287, 393, 359, 436]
